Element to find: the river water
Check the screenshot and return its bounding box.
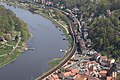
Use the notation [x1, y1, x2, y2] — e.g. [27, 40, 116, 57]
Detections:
[0, 3, 68, 80]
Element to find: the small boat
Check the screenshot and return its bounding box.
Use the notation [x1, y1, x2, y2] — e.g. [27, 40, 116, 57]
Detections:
[60, 49, 67, 53]
[60, 49, 63, 52]
[25, 48, 35, 51]
[28, 48, 35, 50]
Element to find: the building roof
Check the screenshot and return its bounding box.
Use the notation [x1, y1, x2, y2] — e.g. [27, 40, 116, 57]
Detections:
[62, 72, 71, 77]
[84, 72, 90, 76]
[84, 61, 97, 66]
[73, 74, 81, 79]
[107, 76, 112, 80]
[47, 77, 54, 80]
[71, 69, 79, 74]
[65, 68, 71, 71]
[94, 53, 101, 57]
[52, 74, 59, 79]
[100, 56, 108, 61]
[88, 66, 94, 72]
[100, 70, 107, 74]
[74, 74, 87, 80]
[54, 79, 59, 80]
[87, 77, 98, 80]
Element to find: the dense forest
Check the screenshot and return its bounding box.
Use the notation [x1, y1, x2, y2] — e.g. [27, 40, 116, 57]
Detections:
[0, 5, 30, 67]
[0, 5, 29, 42]
[88, 15, 120, 58]
[47, 0, 120, 59]
[87, 0, 120, 59]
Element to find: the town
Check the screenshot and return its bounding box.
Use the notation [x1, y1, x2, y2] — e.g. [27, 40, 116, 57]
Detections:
[1, 0, 120, 80]
[45, 9, 117, 80]
[13, 0, 119, 80]
[22, 0, 119, 80]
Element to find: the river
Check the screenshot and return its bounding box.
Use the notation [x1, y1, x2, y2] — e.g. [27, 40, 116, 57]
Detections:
[0, 2, 68, 80]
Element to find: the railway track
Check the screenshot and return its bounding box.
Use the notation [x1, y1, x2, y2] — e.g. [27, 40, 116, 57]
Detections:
[36, 9, 76, 80]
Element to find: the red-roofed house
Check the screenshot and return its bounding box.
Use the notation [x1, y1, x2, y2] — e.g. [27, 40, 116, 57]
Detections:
[52, 74, 59, 79]
[84, 62, 91, 68]
[74, 75, 87, 80]
[71, 69, 79, 75]
[87, 77, 98, 80]
[73, 74, 81, 80]
[106, 76, 112, 80]
[100, 56, 108, 62]
[61, 72, 71, 77]
[88, 66, 93, 72]
[65, 68, 71, 72]
[100, 70, 107, 77]
[47, 77, 54, 80]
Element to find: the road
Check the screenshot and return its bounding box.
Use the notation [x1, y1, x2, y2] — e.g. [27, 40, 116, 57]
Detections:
[48, 12, 69, 34]
[9, 32, 21, 55]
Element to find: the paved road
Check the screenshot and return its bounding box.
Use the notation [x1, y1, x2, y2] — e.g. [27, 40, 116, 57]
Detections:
[48, 12, 69, 34]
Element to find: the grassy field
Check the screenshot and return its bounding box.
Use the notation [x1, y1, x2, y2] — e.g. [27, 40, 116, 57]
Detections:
[0, 46, 13, 55]
[0, 41, 26, 68]
[49, 58, 62, 68]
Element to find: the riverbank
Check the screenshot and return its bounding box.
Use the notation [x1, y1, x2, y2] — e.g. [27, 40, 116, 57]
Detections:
[1, 1, 71, 69]
[0, 31, 30, 69]
[33, 8, 72, 68]
[0, 5, 30, 68]
[0, 2, 69, 80]
[34, 8, 71, 44]
[4, 1, 72, 46]
[19, 3, 72, 68]
[0, 33, 30, 68]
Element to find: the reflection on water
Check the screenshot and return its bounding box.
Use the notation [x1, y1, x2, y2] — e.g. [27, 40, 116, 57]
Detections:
[0, 2, 68, 80]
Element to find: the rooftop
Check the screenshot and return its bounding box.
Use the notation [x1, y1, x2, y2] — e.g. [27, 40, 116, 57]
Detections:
[100, 56, 108, 61]
[52, 74, 59, 79]
[71, 68, 79, 74]
[100, 70, 107, 74]
[62, 72, 71, 77]
[106, 76, 112, 80]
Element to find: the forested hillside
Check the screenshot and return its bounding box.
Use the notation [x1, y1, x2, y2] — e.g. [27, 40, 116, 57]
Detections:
[88, 15, 120, 58]
[0, 5, 29, 42]
[6, 0, 120, 59]
[49, 0, 120, 59]
[0, 5, 30, 67]
[87, 0, 120, 59]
